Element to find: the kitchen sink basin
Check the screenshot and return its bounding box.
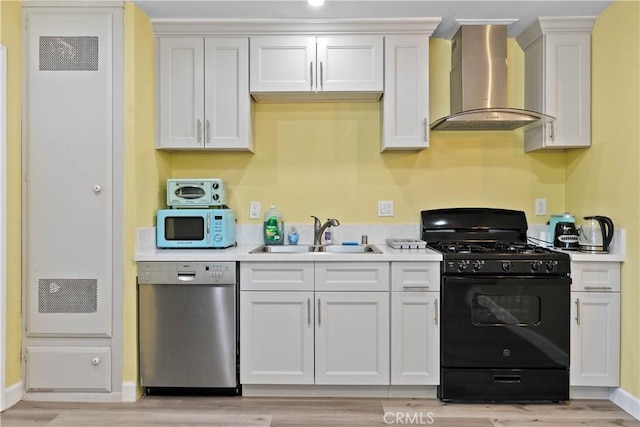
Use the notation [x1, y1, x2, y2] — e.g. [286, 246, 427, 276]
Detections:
[249, 244, 381, 254]
[317, 244, 381, 253]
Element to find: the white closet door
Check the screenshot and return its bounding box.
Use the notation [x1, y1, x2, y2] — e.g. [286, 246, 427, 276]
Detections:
[26, 12, 113, 336]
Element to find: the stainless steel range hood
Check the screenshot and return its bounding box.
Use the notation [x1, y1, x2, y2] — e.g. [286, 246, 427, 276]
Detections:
[430, 25, 554, 132]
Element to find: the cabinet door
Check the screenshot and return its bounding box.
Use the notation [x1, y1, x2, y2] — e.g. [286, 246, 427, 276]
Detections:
[204, 38, 252, 151]
[315, 292, 389, 385]
[382, 35, 429, 151]
[391, 292, 439, 385]
[571, 261, 621, 292]
[26, 347, 111, 392]
[570, 291, 620, 386]
[158, 38, 205, 149]
[317, 35, 383, 92]
[250, 35, 316, 92]
[390, 261, 439, 292]
[240, 291, 314, 384]
[523, 30, 592, 151]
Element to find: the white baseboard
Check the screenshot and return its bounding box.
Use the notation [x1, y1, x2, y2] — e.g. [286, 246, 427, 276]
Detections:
[23, 392, 123, 402]
[3, 381, 23, 411]
[121, 381, 139, 402]
[610, 387, 640, 421]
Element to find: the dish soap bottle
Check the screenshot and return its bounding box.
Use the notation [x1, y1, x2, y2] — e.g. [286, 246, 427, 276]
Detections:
[263, 205, 284, 245]
[288, 226, 299, 245]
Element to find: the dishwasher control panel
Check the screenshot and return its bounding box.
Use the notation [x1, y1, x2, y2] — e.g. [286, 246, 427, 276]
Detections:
[137, 261, 236, 285]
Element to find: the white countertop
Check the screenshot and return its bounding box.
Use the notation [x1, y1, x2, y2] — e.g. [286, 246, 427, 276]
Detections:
[135, 225, 624, 263]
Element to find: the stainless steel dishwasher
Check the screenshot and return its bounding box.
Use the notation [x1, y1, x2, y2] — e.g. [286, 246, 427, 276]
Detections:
[138, 261, 239, 394]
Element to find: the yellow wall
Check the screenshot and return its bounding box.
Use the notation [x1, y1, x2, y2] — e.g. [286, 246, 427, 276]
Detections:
[0, 0, 22, 388]
[122, 3, 170, 384]
[566, 0, 640, 397]
[170, 38, 567, 226]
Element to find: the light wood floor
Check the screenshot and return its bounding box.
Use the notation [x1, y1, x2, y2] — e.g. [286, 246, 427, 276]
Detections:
[1, 397, 637, 426]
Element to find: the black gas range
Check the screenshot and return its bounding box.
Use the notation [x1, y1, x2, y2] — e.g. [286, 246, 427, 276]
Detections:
[421, 208, 571, 403]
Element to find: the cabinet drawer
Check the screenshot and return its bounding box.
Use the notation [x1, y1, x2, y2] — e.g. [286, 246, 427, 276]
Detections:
[315, 262, 389, 291]
[391, 261, 440, 292]
[571, 262, 620, 292]
[241, 262, 314, 291]
[26, 346, 111, 392]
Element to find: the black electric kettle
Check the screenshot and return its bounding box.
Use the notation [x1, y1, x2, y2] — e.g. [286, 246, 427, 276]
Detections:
[578, 216, 615, 253]
[553, 221, 579, 250]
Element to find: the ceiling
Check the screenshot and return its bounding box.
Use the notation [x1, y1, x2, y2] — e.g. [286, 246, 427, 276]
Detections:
[133, 0, 614, 38]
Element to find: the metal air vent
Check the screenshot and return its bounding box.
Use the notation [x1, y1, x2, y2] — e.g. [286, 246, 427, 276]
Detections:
[38, 279, 98, 313]
[39, 36, 99, 71]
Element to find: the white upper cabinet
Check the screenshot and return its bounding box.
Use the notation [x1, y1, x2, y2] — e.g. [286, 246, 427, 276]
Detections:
[250, 35, 383, 102]
[517, 17, 595, 152]
[157, 37, 252, 151]
[382, 35, 430, 151]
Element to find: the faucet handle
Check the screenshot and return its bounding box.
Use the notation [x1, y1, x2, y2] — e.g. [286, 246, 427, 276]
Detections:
[311, 215, 321, 227]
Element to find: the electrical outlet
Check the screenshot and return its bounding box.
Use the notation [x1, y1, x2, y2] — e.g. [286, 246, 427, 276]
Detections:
[249, 201, 261, 219]
[378, 200, 394, 217]
[535, 198, 547, 216]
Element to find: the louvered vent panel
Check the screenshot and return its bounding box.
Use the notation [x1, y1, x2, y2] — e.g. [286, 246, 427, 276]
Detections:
[39, 36, 99, 71]
[38, 279, 98, 313]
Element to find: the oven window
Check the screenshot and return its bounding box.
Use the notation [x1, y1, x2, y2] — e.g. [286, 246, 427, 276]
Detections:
[471, 294, 541, 326]
[165, 217, 205, 240]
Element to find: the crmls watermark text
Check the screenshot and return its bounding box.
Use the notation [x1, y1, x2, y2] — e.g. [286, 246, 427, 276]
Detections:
[383, 411, 435, 425]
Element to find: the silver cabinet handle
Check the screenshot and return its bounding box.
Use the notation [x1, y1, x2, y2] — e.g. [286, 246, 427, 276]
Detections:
[549, 122, 555, 141]
[317, 298, 321, 326]
[575, 298, 581, 325]
[196, 119, 202, 143]
[206, 119, 211, 144]
[584, 286, 613, 291]
[307, 298, 311, 326]
[402, 286, 429, 291]
[310, 62, 314, 91]
[320, 62, 324, 90]
[423, 118, 428, 142]
[434, 299, 438, 325]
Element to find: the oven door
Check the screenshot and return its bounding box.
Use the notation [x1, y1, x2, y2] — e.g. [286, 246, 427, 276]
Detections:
[441, 275, 570, 369]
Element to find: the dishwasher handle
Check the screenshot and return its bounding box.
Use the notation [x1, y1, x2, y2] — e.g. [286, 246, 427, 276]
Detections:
[178, 272, 196, 282]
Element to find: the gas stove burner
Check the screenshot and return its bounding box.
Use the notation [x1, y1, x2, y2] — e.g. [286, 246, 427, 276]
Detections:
[494, 242, 547, 254]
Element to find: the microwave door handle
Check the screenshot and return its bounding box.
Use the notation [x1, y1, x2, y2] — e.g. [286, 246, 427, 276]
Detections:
[206, 212, 211, 243]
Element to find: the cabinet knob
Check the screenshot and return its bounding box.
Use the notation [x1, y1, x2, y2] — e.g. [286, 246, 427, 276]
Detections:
[93, 185, 102, 193]
[92, 357, 101, 365]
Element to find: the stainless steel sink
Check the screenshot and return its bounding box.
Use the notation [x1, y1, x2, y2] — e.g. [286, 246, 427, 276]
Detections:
[317, 244, 381, 253]
[249, 244, 381, 254]
[249, 245, 318, 253]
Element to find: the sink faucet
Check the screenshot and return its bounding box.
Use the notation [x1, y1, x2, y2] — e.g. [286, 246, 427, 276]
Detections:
[311, 216, 340, 245]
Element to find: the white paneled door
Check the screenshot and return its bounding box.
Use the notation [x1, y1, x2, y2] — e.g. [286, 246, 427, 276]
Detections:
[25, 12, 113, 337]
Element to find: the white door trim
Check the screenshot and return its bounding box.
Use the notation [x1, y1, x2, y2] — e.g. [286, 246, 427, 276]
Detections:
[0, 44, 8, 411]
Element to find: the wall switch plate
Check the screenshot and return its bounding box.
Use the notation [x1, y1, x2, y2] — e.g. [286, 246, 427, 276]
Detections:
[535, 198, 547, 216]
[378, 200, 394, 217]
[249, 201, 261, 219]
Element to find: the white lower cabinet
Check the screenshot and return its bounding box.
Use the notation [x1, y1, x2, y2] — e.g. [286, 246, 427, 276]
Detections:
[390, 262, 440, 385]
[240, 291, 314, 384]
[570, 261, 621, 387]
[391, 292, 439, 385]
[240, 261, 390, 386]
[570, 291, 620, 386]
[315, 292, 389, 385]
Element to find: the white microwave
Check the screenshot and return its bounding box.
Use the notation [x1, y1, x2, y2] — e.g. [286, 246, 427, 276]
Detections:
[166, 179, 226, 208]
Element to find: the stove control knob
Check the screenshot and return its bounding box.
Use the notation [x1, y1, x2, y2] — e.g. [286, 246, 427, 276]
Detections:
[531, 261, 540, 272]
[502, 261, 513, 272]
[473, 260, 485, 271]
[546, 261, 557, 272]
[457, 260, 470, 271]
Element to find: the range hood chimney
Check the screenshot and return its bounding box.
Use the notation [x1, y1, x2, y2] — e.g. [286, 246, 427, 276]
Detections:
[430, 25, 554, 131]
